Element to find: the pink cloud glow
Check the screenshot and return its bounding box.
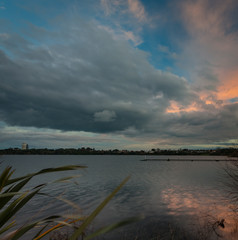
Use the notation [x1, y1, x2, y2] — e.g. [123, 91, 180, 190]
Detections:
[128, 0, 146, 22]
[217, 70, 238, 102]
[180, 0, 238, 107]
[166, 100, 200, 113]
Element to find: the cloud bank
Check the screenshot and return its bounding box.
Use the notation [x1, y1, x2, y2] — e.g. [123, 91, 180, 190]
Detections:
[0, 17, 195, 133]
[0, 0, 237, 149]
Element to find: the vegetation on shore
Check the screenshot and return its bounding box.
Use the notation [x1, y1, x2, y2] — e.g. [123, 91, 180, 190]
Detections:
[0, 147, 237, 157]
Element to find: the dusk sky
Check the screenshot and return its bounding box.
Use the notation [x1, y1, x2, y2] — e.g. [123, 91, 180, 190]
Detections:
[0, 0, 238, 150]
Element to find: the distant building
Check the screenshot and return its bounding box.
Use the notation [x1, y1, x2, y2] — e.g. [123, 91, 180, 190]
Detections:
[22, 143, 29, 150]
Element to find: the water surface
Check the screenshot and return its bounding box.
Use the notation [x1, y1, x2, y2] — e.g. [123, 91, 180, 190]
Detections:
[1, 155, 237, 239]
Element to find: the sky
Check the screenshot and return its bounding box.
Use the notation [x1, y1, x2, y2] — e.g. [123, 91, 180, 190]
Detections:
[0, 0, 238, 150]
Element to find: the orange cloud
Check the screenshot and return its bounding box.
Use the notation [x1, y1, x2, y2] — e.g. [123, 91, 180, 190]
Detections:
[217, 70, 238, 102]
[183, 0, 232, 35]
[180, 0, 238, 107]
[166, 100, 200, 113]
[198, 70, 238, 105]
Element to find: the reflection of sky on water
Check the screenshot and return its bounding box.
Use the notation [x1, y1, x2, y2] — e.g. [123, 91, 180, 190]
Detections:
[161, 187, 220, 215]
[161, 186, 238, 239]
[1, 155, 238, 239]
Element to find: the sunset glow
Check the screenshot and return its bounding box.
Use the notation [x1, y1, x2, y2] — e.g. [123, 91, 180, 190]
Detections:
[217, 70, 238, 102]
[166, 101, 200, 114]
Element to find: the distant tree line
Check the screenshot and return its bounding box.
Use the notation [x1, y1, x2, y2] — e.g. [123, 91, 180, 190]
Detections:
[0, 147, 237, 156]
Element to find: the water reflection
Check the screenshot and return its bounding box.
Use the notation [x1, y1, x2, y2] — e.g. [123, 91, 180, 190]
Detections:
[224, 161, 238, 208]
[1, 155, 238, 239]
[161, 186, 238, 239]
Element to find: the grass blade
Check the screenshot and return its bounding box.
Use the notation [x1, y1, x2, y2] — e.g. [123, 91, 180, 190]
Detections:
[0, 189, 41, 228]
[0, 167, 14, 192]
[5, 216, 61, 240]
[11, 222, 38, 240]
[0, 221, 16, 235]
[5, 165, 87, 186]
[69, 176, 130, 240]
[32, 223, 49, 240]
[33, 220, 70, 240]
[34, 217, 86, 240]
[52, 175, 81, 183]
[0, 192, 23, 198]
[0, 193, 27, 228]
[0, 177, 31, 209]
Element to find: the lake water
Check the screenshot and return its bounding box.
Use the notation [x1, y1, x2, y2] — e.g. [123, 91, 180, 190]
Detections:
[1, 155, 238, 240]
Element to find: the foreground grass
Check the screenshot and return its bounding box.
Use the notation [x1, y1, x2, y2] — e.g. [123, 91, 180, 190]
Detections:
[0, 165, 137, 240]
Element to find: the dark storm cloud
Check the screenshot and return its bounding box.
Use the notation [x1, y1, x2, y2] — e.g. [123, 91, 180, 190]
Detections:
[0, 17, 197, 134]
[141, 102, 238, 146]
[1, 15, 237, 147]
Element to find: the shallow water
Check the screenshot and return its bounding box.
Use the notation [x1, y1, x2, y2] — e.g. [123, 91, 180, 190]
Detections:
[1, 155, 238, 239]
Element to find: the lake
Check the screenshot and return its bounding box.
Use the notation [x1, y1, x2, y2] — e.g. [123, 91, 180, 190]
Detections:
[1, 155, 238, 239]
